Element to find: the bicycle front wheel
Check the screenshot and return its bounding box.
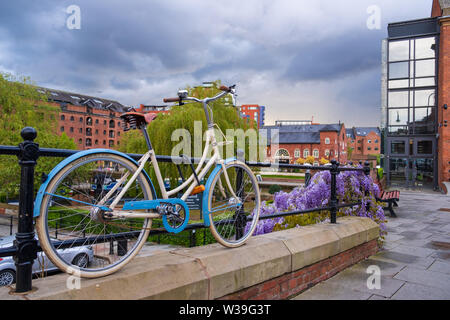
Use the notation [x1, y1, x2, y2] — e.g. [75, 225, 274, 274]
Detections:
[36, 153, 154, 278]
[207, 161, 260, 247]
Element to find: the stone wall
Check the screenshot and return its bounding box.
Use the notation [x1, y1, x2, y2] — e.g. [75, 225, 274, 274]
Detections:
[0, 216, 379, 300]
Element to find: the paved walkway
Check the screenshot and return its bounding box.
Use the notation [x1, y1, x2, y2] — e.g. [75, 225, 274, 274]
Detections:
[292, 190, 450, 300]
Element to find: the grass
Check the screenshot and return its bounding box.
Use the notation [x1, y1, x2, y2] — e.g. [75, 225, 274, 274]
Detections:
[261, 175, 305, 180]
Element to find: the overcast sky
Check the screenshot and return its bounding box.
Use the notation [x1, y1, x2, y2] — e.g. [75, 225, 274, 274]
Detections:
[0, 0, 433, 127]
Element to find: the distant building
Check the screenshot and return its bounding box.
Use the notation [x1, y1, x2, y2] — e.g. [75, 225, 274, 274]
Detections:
[37, 87, 127, 150]
[261, 122, 347, 164]
[137, 104, 171, 123]
[346, 127, 381, 157]
[240, 105, 265, 128]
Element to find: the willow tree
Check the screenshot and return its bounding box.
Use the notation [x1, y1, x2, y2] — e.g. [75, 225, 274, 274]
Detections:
[0, 73, 77, 200]
[119, 80, 262, 195]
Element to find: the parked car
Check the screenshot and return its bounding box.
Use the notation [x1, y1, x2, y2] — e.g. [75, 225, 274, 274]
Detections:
[0, 235, 94, 286]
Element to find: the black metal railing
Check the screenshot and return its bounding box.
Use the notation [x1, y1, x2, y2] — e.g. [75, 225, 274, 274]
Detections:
[0, 127, 370, 293]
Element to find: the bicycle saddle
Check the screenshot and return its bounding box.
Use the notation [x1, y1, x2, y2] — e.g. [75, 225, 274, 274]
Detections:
[120, 106, 158, 131]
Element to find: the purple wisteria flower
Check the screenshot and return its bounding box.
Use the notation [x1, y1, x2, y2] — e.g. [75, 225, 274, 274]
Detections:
[246, 165, 386, 240]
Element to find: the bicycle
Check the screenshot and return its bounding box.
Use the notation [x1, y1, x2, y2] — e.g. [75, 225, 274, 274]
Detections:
[33, 85, 261, 278]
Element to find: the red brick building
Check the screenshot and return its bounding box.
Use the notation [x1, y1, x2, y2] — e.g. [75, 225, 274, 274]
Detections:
[262, 122, 347, 165]
[38, 87, 127, 150]
[382, 0, 450, 191]
[240, 105, 265, 129]
[346, 127, 381, 158]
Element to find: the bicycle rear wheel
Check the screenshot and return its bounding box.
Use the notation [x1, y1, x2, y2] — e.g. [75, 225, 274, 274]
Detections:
[35, 153, 154, 278]
[207, 161, 260, 247]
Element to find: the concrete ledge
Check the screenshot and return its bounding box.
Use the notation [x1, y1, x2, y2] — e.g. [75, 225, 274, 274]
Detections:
[0, 216, 379, 300]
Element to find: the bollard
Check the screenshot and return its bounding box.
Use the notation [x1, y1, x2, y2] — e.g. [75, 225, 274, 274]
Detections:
[14, 127, 39, 293]
[329, 160, 339, 224]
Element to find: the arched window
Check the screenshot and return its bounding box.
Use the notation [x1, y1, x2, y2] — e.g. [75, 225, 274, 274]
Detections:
[325, 138, 330, 145]
[109, 130, 115, 138]
[86, 128, 92, 136]
[294, 149, 300, 158]
[275, 149, 290, 158]
[86, 117, 93, 126]
[61, 115, 65, 121]
[275, 149, 290, 163]
[78, 138, 83, 145]
[313, 149, 319, 158]
[109, 120, 115, 128]
[325, 149, 330, 157]
[70, 116, 74, 121]
[303, 149, 309, 158]
[86, 138, 92, 147]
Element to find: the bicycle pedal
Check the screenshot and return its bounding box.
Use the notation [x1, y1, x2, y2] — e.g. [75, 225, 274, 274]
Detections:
[191, 185, 205, 195]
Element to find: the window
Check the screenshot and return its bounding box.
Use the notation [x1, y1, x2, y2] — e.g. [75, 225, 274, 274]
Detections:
[61, 115, 65, 121]
[103, 130, 106, 135]
[103, 140, 106, 145]
[368, 147, 372, 151]
[109, 130, 115, 138]
[95, 119, 99, 124]
[104, 120, 107, 125]
[368, 140, 372, 144]
[60, 126, 64, 132]
[70, 127, 74, 133]
[79, 128, 83, 134]
[325, 138, 330, 145]
[391, 141, 406, 154]
[313, 149, 319, 158]
[86, 117, 93, 126]
[325, 149, 330, 157]
[86, 128, 92, 136]
[78, 138, 83, 144]
[86, 138, 92, 147]
[303, 149, 309, 158]
[294, 149, 300, 158]
[387, 37, 437, 135]
[70, 116, 74, 121]
[95, 140, 98, 145]
[79, 117, 83, 123]
[95, 129, 99, 134]
[109, 120, 115, 128]
[109, 140, 114, 147]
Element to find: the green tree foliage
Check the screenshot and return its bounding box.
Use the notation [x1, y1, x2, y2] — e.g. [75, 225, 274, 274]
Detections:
[0, 73, 77, 199]
[119, 80, 258, 196]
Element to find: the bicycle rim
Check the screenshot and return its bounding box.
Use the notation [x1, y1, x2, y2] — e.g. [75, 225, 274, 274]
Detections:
[36, 153, 153, 278]
[208, 161, 260, 247]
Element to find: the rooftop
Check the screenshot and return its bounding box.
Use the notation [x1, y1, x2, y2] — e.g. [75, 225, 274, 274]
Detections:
[35, 86, 127, 113]
[261, 123, 343, 145]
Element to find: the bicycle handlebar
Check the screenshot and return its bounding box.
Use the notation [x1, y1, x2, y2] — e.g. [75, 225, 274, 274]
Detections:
[163, 84, 235, 105]
[163, 97, 181, 103]
[219, 85, 230, 92]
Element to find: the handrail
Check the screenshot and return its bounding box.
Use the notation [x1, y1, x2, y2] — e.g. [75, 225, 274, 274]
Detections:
[0, 127, 371, 293]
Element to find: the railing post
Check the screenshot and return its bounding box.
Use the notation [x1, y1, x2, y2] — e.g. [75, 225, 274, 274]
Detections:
[363, 161, 371, 177]
[330, 160, 339, 224]
[14, 127, 39, 293]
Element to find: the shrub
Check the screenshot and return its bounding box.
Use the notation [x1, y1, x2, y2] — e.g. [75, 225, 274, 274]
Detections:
[268, 184, 281, 194]
[245, 165, 387, 243]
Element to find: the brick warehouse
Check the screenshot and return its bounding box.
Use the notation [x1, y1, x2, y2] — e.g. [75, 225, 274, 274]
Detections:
[37, 87, 127, 150]
[262, 121, 347, 165]
[382, 0, 450, 191]
[346, 127, 381, 157]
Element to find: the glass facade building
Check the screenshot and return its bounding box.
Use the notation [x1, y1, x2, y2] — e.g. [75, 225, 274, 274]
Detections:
[382, 18, 440, 189]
